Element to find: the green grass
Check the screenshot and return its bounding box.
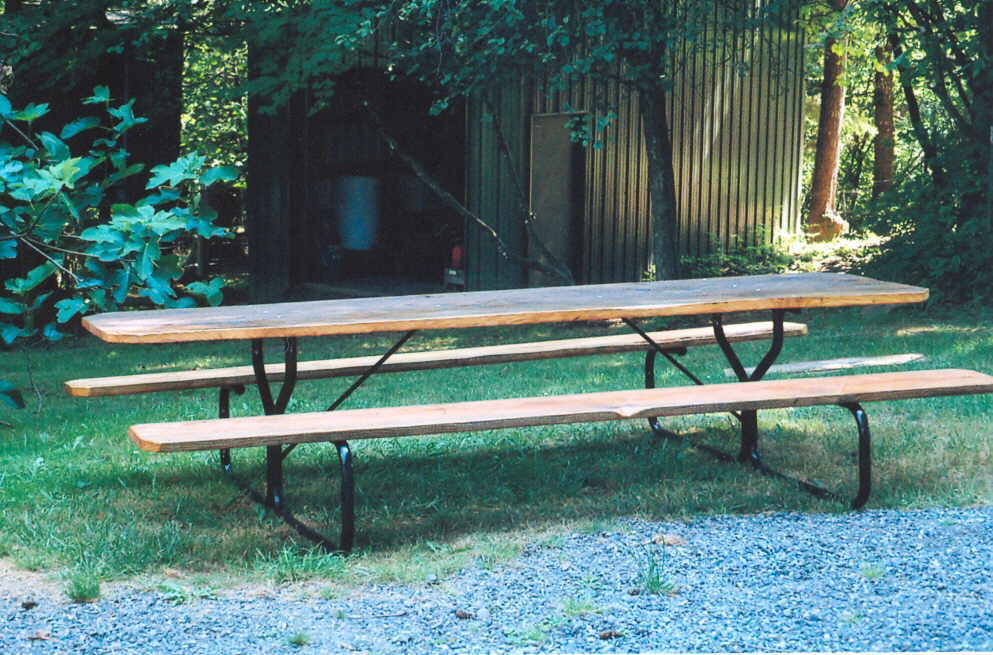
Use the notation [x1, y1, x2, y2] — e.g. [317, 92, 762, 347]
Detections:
[1, 305, 993, 587]
[287, 631, 310, 648]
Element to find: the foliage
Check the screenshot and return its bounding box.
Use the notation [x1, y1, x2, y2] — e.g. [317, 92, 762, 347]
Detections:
[847, 0, 993, 303]
[0, 89, 234, 405]
[681, 234, 796, 279]
[181, 38, 248, 169]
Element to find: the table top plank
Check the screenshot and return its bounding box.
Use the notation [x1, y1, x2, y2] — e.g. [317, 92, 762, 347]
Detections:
[83, 273, 927, 344]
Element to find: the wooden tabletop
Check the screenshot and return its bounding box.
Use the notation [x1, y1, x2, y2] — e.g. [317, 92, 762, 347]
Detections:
[82, 272, 928, 344]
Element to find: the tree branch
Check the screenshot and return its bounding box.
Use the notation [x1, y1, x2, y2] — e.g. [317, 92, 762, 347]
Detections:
[19, 237, 79, 284]
[482, 94, 575, 284]
[885, 23, 946, 188]
[362, 103, 572, 282]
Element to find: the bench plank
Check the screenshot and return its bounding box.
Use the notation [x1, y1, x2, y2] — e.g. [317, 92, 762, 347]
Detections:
[66, 321, 807, 397]
[723, 353, 926, 377]
[129, 369, 993, 453]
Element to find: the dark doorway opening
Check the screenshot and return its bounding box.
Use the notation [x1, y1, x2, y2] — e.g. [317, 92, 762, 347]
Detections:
[300, 69, 466, 294]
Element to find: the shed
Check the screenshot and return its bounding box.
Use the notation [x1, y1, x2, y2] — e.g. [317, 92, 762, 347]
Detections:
[246, 1, 805, 298]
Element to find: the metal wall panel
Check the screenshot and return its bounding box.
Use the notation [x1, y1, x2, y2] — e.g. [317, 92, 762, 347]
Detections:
[463, 0, 805, 289]
[306, 0, 804, 290]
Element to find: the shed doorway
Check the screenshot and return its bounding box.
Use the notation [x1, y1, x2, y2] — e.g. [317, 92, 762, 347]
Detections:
[307, 69, 466, 295]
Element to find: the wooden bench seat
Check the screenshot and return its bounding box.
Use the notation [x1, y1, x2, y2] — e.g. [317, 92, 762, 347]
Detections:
[65, 321, 806, 397]
[129, 368, 993, 551]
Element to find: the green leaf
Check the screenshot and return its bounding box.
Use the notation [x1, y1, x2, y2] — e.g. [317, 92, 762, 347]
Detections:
[0, 381, 25, 410]
[107, 100, 148, 131]
[42, 323, 65, 341]
[0, 324, 30, 344]
[187, 277, 225, 306]
[137, 188, 181, 207]
[111, 267, 131, 305]
[12, 103, 50, 123]
[198, 165, 239, 187]
[0, 238, 16, 260]
[147, 153, 206, 189]
[0, 95, 11, 119]
[103, 163, 145, 189]
[136, 240, 161, 281]
[38, 132, 70, 161]
[4, 262, 56, 295]
[60, 117, 101, 140]
[164, 296, 197, 309]
[0, 297, 24, 314]
[27, 291, 52, 312]
[54, 298, 88, 323]
[83, 86, 111, 105]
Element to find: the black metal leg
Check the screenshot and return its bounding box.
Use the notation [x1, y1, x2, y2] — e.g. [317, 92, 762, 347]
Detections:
[712, 310, 786, 465]
[221, 440, 355, 553]
[644, 350, 682, 439]
[251, 338, 298, 416]
[739, 410, 759, 464]
[706, 403, 874, 508]
[218, 384, 245, 471]
[843, 403, 872, 509]
[336, 441, 355, 552]
[217, 333, 411, 551]
[266, 445, 284, 508]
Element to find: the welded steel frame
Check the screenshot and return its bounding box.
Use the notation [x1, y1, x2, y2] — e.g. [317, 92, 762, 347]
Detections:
[631, 309, 872, 508]
[213, 331, 416, 552]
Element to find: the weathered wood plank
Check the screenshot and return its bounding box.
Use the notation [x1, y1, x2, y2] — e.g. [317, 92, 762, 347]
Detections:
[84, 273, 927, 343]
[723, 353, 925, 377]
[66, 321, 806, 397]
[129, 369, 993, 453]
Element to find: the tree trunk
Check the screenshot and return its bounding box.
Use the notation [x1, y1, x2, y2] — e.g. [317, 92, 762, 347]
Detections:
[640, 84, 680, 281]
[872, 44, 895, 199]
[807, 0, 850, 241]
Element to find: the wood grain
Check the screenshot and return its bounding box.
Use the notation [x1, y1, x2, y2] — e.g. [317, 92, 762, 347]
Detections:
[723, 353, 925, 377]
[129, 368, 993, 453]
[66, 321, 806, 397]
[84, 273, 927, 344]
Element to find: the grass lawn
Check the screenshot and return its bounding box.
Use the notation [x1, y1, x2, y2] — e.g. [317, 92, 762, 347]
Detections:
[1, 304, 992, 596]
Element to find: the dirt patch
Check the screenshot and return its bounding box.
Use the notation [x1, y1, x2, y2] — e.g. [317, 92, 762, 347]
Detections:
[0, 560, 63, 603]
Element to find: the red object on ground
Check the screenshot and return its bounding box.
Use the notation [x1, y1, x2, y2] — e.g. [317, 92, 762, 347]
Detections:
[450, 243, 464, 269]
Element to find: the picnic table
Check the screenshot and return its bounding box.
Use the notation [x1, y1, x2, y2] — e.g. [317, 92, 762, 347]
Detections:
[75, 272, 993, 551]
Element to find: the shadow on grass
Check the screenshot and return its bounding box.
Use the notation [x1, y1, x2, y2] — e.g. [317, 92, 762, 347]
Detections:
[64, 420, 869, 556]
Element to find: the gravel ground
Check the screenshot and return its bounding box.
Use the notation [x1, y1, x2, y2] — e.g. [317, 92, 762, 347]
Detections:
[3, 506, 992, 654]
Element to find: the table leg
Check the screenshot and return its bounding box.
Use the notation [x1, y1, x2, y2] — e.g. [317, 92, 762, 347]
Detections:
[712, 309, 786, 462]
[217, 336, 355, 552]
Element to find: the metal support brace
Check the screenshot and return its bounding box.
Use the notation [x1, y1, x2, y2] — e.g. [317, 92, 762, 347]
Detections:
[622, 318, 709, 439]
[217, 384, 245, 471]
[735, 403, 873, 508]
[220, 440, 354, 552]
[712, 310, 785, 462]
[280, 329, 418, 462]
[211, 336, 357, 551]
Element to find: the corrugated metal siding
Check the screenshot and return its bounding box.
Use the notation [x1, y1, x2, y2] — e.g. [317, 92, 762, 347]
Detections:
[464, 0, 804, 289]
[464, 88, 528, 289]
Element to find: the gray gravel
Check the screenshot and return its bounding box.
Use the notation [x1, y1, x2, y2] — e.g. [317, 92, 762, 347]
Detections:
[3, 506, 992, 654]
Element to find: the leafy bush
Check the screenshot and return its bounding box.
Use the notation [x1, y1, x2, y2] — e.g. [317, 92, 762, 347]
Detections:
[1, 88, 234, 408]
[856, 142, 992, 305]
[680, 233, 796, 278]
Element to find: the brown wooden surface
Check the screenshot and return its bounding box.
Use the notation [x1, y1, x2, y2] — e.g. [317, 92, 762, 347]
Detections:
[66, 321, 806, 397]
[129, 369, 993, 453]
[84, 273, 926, 344]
